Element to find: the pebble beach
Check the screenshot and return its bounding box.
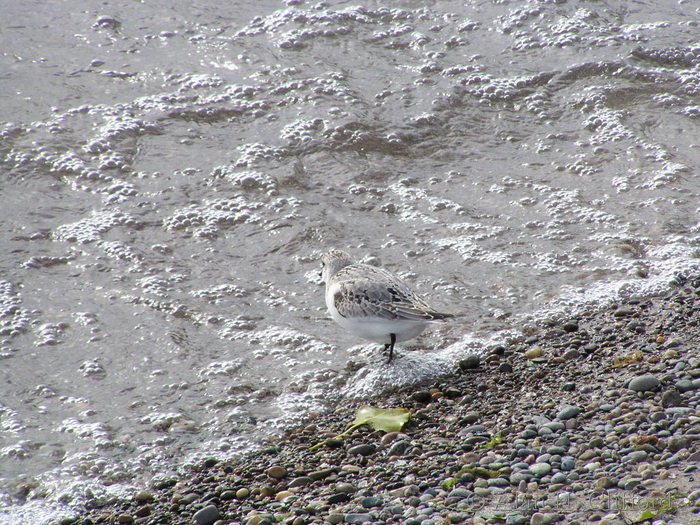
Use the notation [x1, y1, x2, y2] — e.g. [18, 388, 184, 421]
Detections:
[68, 279, 700, 525]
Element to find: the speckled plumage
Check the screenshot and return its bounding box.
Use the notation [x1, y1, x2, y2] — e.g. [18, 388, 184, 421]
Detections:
[320, 250, 453, 361]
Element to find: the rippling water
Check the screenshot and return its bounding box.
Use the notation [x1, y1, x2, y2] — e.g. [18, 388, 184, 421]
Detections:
[2, 0, 700, 522]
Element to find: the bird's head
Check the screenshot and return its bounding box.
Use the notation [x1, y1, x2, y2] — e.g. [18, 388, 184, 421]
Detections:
[320, 249, 353, 283]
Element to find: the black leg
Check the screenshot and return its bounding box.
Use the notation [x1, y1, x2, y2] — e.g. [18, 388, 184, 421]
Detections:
[386, 333, 396, 363]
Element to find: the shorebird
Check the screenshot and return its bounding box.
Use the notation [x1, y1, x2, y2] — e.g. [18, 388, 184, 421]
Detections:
[320, 250, 454, 362]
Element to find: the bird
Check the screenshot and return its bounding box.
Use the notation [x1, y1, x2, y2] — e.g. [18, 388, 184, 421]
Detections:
[320, 250, 454, 362]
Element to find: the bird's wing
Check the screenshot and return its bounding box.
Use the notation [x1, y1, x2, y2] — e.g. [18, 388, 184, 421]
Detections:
[332, 266, 451, 321]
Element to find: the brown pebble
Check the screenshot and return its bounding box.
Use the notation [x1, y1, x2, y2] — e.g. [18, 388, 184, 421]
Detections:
[266, 465, 287, 479]
[133, 491, 154, 503]
[381, 432, 399, 445]
[117, 515, 134, 525]
[275, 490, 293, 501]
[524, 346, 544, 359]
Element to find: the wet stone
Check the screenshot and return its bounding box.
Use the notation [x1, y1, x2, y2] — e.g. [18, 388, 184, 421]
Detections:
[327, 493, 351, 504]
[388, 440, 411, 456]
[194, 505, 221, 525]
[308, 468, 334, 480]
[675, 379, 695, 392]
[411, 390, 432, 403]
[557, 406, 581, 420]
[288, 476, 313, 488]
[361, 496, 383, 508]
[458, 354, 481, 370]
[562, 321, 579, 332]
[266, 465, 287, 479]
[629, 374, 660, 392]
[345, 513, 372, 524]
[498, 362, 514, 373]
[348, 444, 376, 456]
[661, 389, 684, 408]
[613, 307, 635, 318]
[133, 491, 154, 503]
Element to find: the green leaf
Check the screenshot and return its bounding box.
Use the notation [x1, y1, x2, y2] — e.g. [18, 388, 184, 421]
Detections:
[637, 509, 655, 521]
[480, 431, 503, 449]
[351, 406, 411, 433]
[309, 405, 411, 451]
[441, 477, 457, 491]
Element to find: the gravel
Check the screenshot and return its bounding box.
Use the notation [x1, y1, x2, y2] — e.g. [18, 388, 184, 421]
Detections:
[77, 281, 700, 525]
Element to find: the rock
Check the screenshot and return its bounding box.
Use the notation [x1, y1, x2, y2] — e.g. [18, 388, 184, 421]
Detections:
[458, 354, 481, 370]
[676, 379, 695, 392]
[562, 349, 580, 360]
[388, 440, 411, 457]
[595, 477, 615, 489]
[381, 432, 399, 445]
[288, 476, 313, 488]
[498, 362, 514, 373]
[266, 465, 287, 479]
[220, 490, 235, 500]
[133, 491, 154, 503]
[193, 505, 221, 525]
[327, 493, 351, 504]
[179, 493, 198, 505]
[530, 513, 553, 525]
[348, 444, 376, 456]
[327, 514, 344, 525]
[235, 488, 250, 499]
[335, 483, 358, 494]
[506, 513, 529, 525]
[661, 389, 684, 408]
[524, 346, 544, 359]
[275, 490, 293, 501]
[308, 468, 335, 480]
[345, 513, 372, 524]
[360, 496, 383, 508]
[629, 374, 660, 392]
[613, 307, 634, 317]
[562, 321, 579, 333]
[529, 463, 552, 476]
[667, 436, 690, 452]
[117, 516, 134, 525]
[462, 412, 480, 424]
[411, 390, 432, 403]
[444, 386, 461, 398]
[561, 457, 575, 471]
[557, 406, 581, 420]
[447, 488, 475, 501]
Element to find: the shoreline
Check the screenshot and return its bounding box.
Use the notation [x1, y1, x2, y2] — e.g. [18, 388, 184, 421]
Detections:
[66, 279, 700, 524]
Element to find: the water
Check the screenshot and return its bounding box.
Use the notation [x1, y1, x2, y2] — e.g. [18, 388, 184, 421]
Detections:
[2, 0, 700, 521]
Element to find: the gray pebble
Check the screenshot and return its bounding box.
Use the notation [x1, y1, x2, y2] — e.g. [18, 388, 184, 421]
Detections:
[458, 354, 481, 370]
[561, 457, 575, 471]
[361, 496, 383, 508]
[288, 476, 313, 488]
[505, 513, 529, 525]
[388, 440, 412, 456]
[345, 513, 372, 525]
[193, 505, 221, 525]
[676, 379, 695, 392]
[629, 374, 660, 392]
[557, 406, 581, 420]
[530, 462, 552, 476]
[447, 488, 475, 501]
[551, 472, 567, 484]
[335, 483, 358, 494]
[348, 444, 376, 456]
[661, 389, 684, 408]
[411, 391, 431, 403]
